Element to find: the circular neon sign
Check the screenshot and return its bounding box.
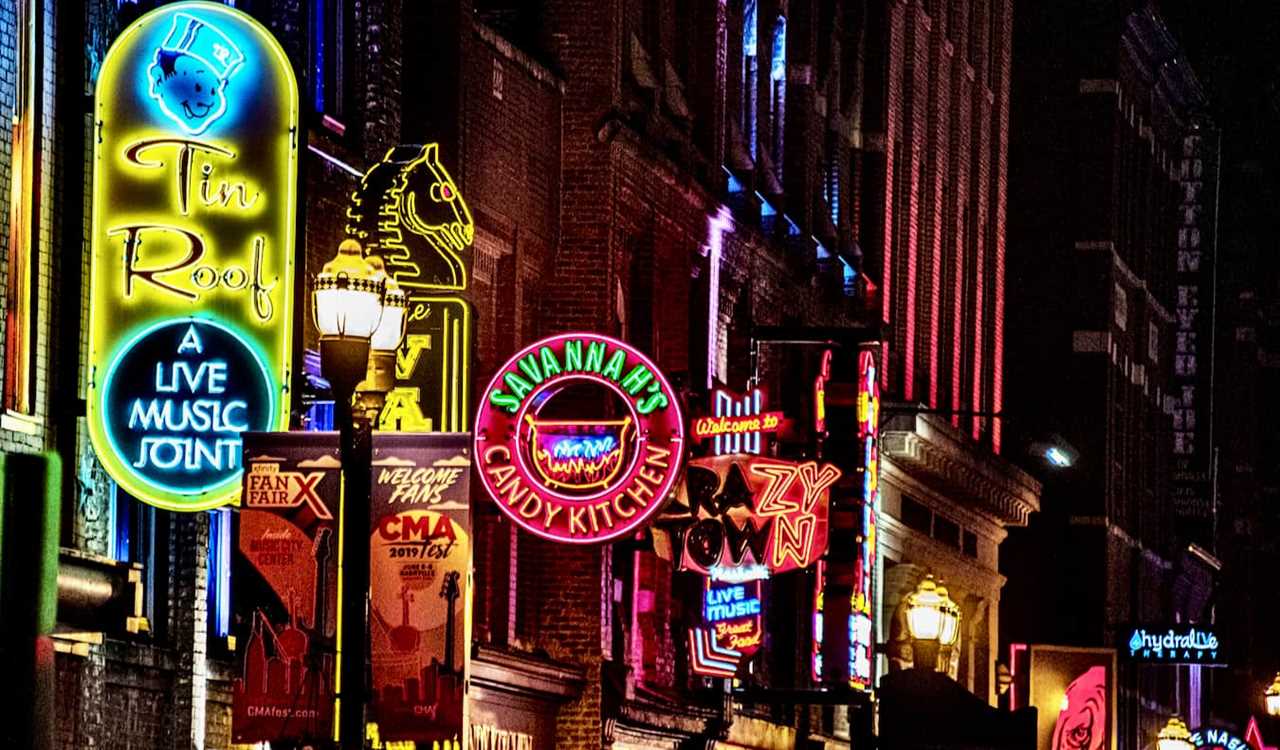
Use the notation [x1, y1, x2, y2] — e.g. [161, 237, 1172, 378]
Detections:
[475, 332, 685, 544]
[99, 317, 276, 510]
[1191, 728, 1255, 750]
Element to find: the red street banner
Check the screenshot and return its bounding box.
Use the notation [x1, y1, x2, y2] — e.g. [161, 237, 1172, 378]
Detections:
[234, 432, 341, 744]
[368, 432, 472, 744]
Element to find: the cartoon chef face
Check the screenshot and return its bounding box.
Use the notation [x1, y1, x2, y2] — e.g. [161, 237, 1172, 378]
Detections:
[146, 14, 245, 135]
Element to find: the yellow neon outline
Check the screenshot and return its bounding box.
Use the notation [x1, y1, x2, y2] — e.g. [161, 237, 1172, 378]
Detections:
[87, 1, 298, 512]
[380, 295, 471, 435]
[350, 144, 473, 293]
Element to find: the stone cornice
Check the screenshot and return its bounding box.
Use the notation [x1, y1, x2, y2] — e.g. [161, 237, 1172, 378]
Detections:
[470, 644, 586, 702]
[881, 414, 1041, 527]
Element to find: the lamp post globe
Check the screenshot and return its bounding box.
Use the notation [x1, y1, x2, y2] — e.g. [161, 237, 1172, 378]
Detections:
[904, 575, 962, 673]
[1266, 673, 1280, 717]
[905, 575, 945, 642]
[933, 581, 961, 648]
[354, 255, 407, 419]
[369, 270, 407, 354]
[310, 238, 393, 749]
[312, 238, 386, 396]
[1157, 717, 1194, 750]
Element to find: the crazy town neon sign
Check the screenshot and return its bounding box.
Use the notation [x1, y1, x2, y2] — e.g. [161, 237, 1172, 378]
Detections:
[474, 333, 685, 544]
[87, 2, 296, 511]
[656, 454, 840, 578]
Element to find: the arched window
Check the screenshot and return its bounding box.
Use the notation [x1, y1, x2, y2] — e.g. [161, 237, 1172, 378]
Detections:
[742, 0, 759, 160]
[770, 15, 787, 182]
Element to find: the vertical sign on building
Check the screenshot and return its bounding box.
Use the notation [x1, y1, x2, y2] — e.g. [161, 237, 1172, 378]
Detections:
[347, 144, 474, 433]
[850, 347, 880, 691]
[1171, 125, 1217, 546]
[367, 433, 472, 746]
[813, 350, 879, 689]
[235, 433, 342, 743]
[87, 2, 297, 511]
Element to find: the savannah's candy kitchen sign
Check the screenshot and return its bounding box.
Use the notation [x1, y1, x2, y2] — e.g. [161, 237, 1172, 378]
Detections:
[87, 2, 297, 511]
[474, 332, 685, 544]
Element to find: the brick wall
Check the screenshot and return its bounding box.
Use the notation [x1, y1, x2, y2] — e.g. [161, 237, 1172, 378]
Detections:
[0, 0, 56, 455]
[861, 0, 1009, 448]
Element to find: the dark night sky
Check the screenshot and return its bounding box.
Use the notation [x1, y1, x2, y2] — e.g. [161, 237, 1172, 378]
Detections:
[1014, 0, 1280, 292]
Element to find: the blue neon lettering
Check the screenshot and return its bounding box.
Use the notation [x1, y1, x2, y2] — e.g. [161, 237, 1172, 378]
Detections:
[131, 435, 242, 472]
[223, 400, 247, 431]
[551, 435, 617, 459]
[154, 360, 229, 393]
[128, 397, 248, 433]
[178, 324, 204, 354]
[703, 584, 762, 623]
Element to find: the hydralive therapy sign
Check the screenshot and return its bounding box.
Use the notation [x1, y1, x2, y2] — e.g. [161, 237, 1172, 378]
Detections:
[87, 2, 297, 511]
[1124, 625, 1225, 665]
[475, 332, 685, 544]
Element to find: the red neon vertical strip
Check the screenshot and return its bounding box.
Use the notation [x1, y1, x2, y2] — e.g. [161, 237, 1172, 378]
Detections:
[883, 152, 895, 330]
[1008, 642, 1028, 710]
[950, 223, 964, 427]
[972, 222, 985, 442]
[993, 209, 1005, 453]
[903, 177, 918, 402]
[928, 204, 942, 409]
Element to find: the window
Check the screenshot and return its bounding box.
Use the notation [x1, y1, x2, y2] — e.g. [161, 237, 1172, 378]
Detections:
[4, 0, 40, 416]
[963, 531, 979, 558]
[934, 515, 961, 550]
[112, 491, 169, 638]
[310, 0, 353, 127]
[900, 494, 932, 535]
[742, 0, 759, 160]
[823, 147, 840, 227]
[769, 15, 787, 182]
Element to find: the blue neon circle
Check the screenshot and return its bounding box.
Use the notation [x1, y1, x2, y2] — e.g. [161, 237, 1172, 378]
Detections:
[100, 317, 276, 496]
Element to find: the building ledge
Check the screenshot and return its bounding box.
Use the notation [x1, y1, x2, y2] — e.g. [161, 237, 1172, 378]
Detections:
[604, 667, 728, 746]
[881, 414, 1041, 527]
[470, 644, 586, 702]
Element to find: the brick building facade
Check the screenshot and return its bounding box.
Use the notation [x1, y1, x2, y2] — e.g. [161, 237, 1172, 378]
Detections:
[1002, 4, 1222, 747]
[0, 0, 1034, 748]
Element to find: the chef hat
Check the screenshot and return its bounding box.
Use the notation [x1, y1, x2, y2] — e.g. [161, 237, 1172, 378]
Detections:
[158, 13, 245, 81]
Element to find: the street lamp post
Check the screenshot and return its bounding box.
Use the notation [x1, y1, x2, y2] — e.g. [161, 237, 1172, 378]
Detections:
[1157, 717, 1194, 750]
[903, 574, 961, 673]
[1266, 673, 1280, 717]
[312, 239, 404, 749]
